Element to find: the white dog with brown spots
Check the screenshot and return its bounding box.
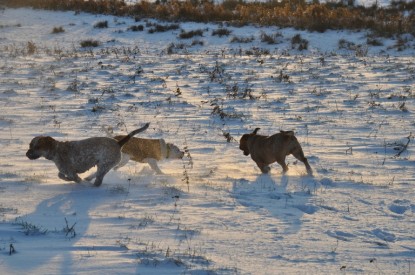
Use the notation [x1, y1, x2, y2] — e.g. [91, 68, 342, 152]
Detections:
[104, 127, 184, 174]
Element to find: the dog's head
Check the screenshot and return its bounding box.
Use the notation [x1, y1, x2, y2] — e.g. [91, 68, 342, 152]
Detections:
[166, 143, 185, 159]
[239, 128, 260, 156]
[26, 136, 56, 160]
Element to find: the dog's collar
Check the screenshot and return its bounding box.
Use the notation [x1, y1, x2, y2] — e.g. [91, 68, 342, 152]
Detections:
[166, 145, 170, 158]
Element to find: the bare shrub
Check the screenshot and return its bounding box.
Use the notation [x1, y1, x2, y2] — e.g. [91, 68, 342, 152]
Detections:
[94, 20, 108, 28]
[222, 131, 236, 143]
[191, 39, 204, 46]
[27, 41, 36, 55]
[225, 82, 257, 100]
[147, 23, 180, 33]
[338, 39, 356, 50]
[179, 29, 204, 39]
[14, 218, 48, 235]
[388, 35, 414, 51]
[367, 34, 383, 46]
[211, 102, 244, 120]
[355, 45, 368, 57]
[128, 25, 144, 32]
[338, 39, 369, 57]
[199, 61, 225, 82]
[339, 39, 368, 56]
[260, 31, 282, 44]
[0, 23, 21, 28]
[51, 26, 65, 33]
[166, 43, 188, 54]
[80, 39, 100, 48]
[291, 34, 308, 51]
[230, 35, 254, 43]
[212, 28, 232, 37]
[244, 47, 270, 56]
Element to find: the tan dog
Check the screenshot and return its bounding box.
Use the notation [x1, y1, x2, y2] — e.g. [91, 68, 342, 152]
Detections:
[239, 128, 312, 175]
[26, 123, 149, 186]
[111, 136, 184, 174]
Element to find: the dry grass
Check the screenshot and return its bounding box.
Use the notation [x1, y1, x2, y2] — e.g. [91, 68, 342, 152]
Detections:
[3, 0, 415, 36]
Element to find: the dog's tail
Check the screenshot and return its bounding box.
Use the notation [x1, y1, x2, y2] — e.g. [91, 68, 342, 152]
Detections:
[117, 123, 150, 147]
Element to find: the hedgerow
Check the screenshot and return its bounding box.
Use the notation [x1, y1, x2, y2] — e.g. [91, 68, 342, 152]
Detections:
[2, 0, 414, 36]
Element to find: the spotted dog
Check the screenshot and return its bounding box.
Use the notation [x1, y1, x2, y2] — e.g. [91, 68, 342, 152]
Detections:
[26, 123, 149, 186]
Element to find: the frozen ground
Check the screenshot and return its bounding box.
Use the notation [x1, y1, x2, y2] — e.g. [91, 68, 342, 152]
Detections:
[0, 7, 414, 274]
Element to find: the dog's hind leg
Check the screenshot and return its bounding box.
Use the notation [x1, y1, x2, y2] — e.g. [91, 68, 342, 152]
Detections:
[86, 154, 129, 181]
[93, 174, 104, 187]
[291, 148, 313, 175]
[94, 160, 121, 187]
[93, 165, 113, 187]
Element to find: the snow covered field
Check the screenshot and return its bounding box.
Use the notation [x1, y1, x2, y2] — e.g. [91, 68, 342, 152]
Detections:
[0, 7, 414, 274]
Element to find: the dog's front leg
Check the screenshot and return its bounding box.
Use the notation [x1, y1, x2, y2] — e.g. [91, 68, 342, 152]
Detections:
[260, 166, 271, 173]
[254, 160, 270, 174]
[146, 158, 164, 174]
[58, 172, 72, 181]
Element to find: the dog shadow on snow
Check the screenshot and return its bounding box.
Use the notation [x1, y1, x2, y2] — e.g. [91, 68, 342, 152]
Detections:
[232, 172, 319, 235]
[4, 173, 143, 274]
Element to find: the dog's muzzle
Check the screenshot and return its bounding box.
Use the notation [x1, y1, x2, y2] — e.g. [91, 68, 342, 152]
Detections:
[239, 145, 250, 156]
[26, 150, 40, 160]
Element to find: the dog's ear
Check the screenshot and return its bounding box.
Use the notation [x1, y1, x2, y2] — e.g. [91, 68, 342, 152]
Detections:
[252, 128, 260, 135]
[37, 136, 56, 150]
[280, 130, 294, 136]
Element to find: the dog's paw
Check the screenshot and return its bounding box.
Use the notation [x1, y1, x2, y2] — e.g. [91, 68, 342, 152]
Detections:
[58, 172, 71, 181]
[261, 166, 271, 173]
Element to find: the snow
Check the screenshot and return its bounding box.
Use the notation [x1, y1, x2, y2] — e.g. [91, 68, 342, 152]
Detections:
[1, 7, 415, 274]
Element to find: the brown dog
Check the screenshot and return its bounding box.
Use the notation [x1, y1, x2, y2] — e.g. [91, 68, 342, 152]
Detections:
[26, 123, 149, 186]
[112, 136, 184, 174]
[239, 128, 312, 175]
